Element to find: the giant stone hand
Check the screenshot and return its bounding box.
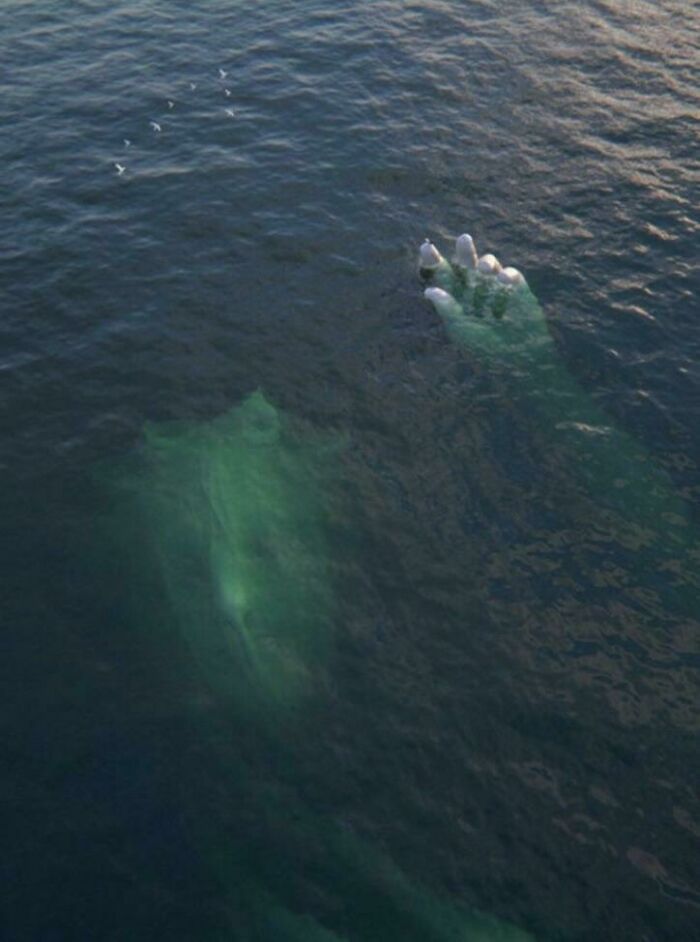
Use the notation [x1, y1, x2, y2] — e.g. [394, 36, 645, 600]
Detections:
[419, 232, 694, 596]
[420, 234, 554, 366]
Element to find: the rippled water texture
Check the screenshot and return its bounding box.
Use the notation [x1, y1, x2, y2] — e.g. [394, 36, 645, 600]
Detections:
[2, 2, 699, 940]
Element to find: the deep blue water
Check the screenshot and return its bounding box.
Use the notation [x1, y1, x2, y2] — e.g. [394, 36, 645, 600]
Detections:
[2, 2, 699, 940]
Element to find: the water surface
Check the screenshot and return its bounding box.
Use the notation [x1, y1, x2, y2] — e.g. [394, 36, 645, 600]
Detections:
[2, 2, 699, 939]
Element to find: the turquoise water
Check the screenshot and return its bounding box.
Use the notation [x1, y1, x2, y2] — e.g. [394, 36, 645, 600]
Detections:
[2, 2, 699, 939]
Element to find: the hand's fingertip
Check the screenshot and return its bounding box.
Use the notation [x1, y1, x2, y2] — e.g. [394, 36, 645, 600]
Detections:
[477, 253, 502, 275]
[455, 233, 478, 270]
[419, 239, 444, 270]
[497, 266, 526, 288]
[424, 286, 461, 316]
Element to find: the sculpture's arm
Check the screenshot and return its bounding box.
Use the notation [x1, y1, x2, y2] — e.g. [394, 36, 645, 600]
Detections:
[420, 235, 690, 552]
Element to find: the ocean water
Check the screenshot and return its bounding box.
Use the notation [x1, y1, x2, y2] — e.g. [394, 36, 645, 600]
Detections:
[2, 1, 699, 939]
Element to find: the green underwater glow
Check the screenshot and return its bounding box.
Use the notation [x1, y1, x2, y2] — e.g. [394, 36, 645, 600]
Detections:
[113, 390, 339, 712]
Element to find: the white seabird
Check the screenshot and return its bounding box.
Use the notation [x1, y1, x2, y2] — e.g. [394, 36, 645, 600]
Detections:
[219, 68, 227, 79]
[123, 139, 131, 148]
[150, 121, 162, 132]
[225, 108, 236, 117]
[115, 163, 125, 175]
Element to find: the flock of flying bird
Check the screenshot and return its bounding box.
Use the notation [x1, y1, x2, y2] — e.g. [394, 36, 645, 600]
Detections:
[113, 68, 235, 175]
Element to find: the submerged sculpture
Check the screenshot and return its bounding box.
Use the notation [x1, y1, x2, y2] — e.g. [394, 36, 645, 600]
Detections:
[419, 233, 700, 623]
[111, 390, 339, 713]
[419, 234, 690, 551]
